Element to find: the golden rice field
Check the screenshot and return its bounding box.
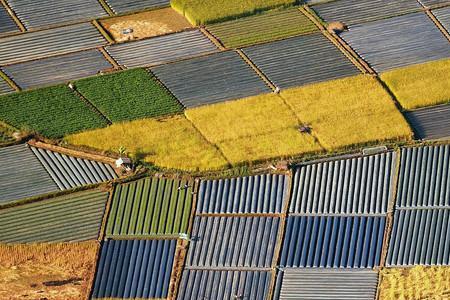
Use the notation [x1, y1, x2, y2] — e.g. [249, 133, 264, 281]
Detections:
[171, 0, 296, 25]
[281, 75, 413, 150]
[186, 93, 322, 164]
[0, 242, 98, 300]
[379, 267, 450, 300]
[380, 59, 450, 110]
[65, 115, 229, 171]
[100, 8, 191, 42]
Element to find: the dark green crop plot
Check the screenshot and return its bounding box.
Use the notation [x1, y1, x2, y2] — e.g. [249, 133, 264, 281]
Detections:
[75, 69, 183, 122]
[0, 85, 108, 138]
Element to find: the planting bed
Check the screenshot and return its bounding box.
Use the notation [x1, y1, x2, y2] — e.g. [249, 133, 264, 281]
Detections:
[75, 68, 182, 122]
[0, 77, 13, 95]
[0, 5, 19, 36]
[0, 242, 98, 300]
[100, 7, 191, 42]
[433, 6, 450, 33]
[206, 7, 318, 48]
[404, 104, 450, 140]
[186, 93, 323, 164]
[65, 115, 228, 171]
[242, 33, 360, 89]
[171, 0, 297, 25]
[0, 85, 108, 138]
[281, 75, 413, 150]
[380, 59, 450, 110]
[105, 0, 170, 14]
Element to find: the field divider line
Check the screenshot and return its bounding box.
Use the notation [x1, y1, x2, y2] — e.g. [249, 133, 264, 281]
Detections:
[425, 9, 450, 43]
[200, 26, 226, 51]
[0, 0, 26, 32]
[92, 19, 115, 44]
[71, 86, 113, 125]
[298, 6, 375, 75]
[0, 68, 20, 91]
[96, 0, 115, 16]
[98, 46, 121, 70]
[183, 113, 233, 167]
[236, 49, 277, 92]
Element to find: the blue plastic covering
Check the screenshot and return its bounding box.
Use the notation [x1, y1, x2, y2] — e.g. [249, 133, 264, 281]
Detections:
[280, 216, 386, 268]
[92, 239, 176, 299]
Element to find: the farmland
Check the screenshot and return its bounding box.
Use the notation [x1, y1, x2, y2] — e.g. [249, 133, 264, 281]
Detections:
[379, 267, 450, 299]
[380, 58, 450, 110]
[206, 7, 318, 48]
[100, 8, 191, 42]
[0, 85, 108, 138]
[0, 242, 98, 300]
[65, 115, 229, 171]
[186, 93, 322, 164]
[170, 0, 297, 25]
[75, 69, 183, 122]
[0, 122, 15, 144]
[281, 75, 413, 150]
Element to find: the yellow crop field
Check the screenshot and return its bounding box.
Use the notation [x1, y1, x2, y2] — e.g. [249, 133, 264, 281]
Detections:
[380, 58, 450, 110]
[281, 75, 413, 150]
[100, 8, 191, 42]
[379, 267, 450, 300]
[65, 115, 229, 171]
[0, 242, 98, 300]
[186, 93, 323, 164]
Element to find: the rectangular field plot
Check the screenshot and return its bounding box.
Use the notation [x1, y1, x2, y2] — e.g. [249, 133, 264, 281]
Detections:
[0, 85, 108, 138]
[387, 208, 450, 266]
[290, 151, 397, 215]
[340, 13, 450, 73]
[100, 7, 191, 42]
[311, 0, 421, 25]
[281, 75, 412, 150]
[30, 146, 118, 190]
[380, 59, 450, 110]
[421, 0, 450, 7]
[106, 177, 193, 238]
[206, 7, 318, 48]
[65, 115, 229, 171]
[280, 215, 386, 268]
[242, 33, 360, 89]
[379, 267, 450, 300]
[178, 269, 272, 300]
[275, 269, 379, 300]
[171, 0, 297, 25]
[186, 93, 323, 164]
[0, 190, 108, 243]
[396, 145, 450, 208]
[152, 51, 270, 108]
[105, 0, 169, 14]
[0, 144, 58, 204]
[197, 173, 288, 214]
[0, 5, 19, 36]
[92, 239, 176, 299]
[106, 29, 217, 68]
[186, 216, 280, 268]
[2, 50, 113, 90]
[0, 22, 107, 65]
[7, 0, 108, 29]
[0, 242, 98, 300]
[405, 104, 450, 140]
[75, 68, 182, 122]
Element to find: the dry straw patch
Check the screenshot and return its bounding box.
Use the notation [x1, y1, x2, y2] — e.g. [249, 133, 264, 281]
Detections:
[65, 115, 228, 171]
[281, 75, 413, 150]
[0, 242, 98, 300]
[379, 267, 450, 300]
[100, 8, 191, 42]
[186, 93, 323, 164]
[380, 58, 450, 110]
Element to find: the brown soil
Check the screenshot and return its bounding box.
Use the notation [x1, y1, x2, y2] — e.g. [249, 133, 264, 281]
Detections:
[100, 8, 192, 42]
[0, 242, 99, 300]
[379, 266, 450, 300]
